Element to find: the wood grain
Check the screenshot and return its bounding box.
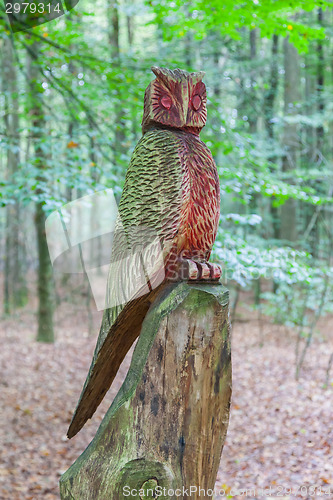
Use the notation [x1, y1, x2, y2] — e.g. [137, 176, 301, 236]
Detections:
[61, 281, 231, 499]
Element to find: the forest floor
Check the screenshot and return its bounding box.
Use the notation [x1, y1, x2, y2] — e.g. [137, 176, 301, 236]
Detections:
[0, 283, 332, 500]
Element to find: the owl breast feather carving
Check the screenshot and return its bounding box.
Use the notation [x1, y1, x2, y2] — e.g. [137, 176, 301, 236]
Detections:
[67, 67, 221, 438]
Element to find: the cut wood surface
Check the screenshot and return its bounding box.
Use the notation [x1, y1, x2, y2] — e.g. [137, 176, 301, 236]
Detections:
[60, 281, 231, 499]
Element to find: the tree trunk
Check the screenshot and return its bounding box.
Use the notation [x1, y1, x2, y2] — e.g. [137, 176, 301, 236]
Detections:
[2, 35, 28, 313]
[263, 35, 280, 242]
[125, 0, 134, 48]
[248, 28, 258, 133]
[316, 7, 324, 160]
[280, 35, 300, 243]
[60, 281, 231, 499]
[248, 29, 261, 303]
[108, 0, 126, 168]
[303, 43, 317, 255]
[263, 35, 279, 141]
[210, 33, 225, 165]
[184, 31, 193, 69]
[305, 7, 325, 258]
[35, 202, 55, 342]
[28, 43, 55, 342]
[108, 0, 120, 58]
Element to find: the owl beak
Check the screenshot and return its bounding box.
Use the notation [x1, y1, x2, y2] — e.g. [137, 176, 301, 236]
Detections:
[179, 81, 189, 126]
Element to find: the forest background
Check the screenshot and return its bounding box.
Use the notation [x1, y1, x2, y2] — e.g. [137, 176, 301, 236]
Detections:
[0, 0, 332, 498]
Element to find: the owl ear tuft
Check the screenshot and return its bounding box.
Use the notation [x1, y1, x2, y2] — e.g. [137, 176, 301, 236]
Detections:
[151, 66, 167, 79]
[191, 71, 205, 84]
[151, 66, 205, 86]
[151, 66, 178, 88]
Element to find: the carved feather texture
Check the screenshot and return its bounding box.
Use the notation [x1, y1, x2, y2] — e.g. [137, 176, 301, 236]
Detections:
[67, 68, 220, 438]
[95, 128, 183, 355]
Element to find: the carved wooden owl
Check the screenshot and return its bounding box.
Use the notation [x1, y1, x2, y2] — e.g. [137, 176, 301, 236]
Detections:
[67, 67, 221, 438]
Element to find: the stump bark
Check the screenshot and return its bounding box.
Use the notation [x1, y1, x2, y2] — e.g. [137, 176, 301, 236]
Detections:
[60, 281, 231, 499]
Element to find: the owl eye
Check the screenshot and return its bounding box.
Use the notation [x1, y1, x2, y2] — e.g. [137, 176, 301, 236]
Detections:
[160, 95, 172, 110]
[191, 94, 202, 111]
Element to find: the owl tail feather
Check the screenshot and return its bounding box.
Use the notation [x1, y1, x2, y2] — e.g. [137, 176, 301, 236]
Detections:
[67, 279, 166, 439]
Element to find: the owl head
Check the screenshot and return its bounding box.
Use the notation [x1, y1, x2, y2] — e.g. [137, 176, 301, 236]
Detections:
[142, 67, 207, 135]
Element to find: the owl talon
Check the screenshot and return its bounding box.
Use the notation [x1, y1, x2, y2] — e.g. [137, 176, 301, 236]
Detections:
[198, 262, 210, 279]
[178, 259, 221, 281]
[209, 263, 222, 280]
[187, 259, 200, 280]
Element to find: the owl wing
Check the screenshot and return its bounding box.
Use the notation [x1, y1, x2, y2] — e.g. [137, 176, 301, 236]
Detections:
[67, 128, 184, 438]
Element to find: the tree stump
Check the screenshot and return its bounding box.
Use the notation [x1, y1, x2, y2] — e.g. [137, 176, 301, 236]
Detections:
[60, 281, 231, 499]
